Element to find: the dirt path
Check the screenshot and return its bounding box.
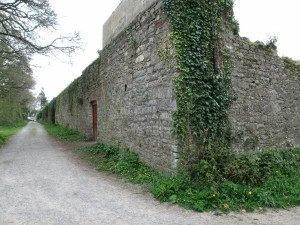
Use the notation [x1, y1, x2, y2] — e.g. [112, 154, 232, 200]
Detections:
[0, 122, 299, 225]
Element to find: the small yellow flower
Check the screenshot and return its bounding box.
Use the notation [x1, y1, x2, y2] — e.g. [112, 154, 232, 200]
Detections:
[248, 191, 252, 195]
[211, 193, 216, 197]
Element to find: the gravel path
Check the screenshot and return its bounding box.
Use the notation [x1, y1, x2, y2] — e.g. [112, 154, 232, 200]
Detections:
[0, 122, 299, 225]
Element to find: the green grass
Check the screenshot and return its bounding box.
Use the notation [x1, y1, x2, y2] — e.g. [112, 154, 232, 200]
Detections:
[0, 121, 28, 147]
[77, 143, 156, 184]
[41, 122, 87, 142]
[78, 143, 300, 213]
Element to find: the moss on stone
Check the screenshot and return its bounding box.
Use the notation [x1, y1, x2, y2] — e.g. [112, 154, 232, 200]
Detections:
[282, 57, 300, 74]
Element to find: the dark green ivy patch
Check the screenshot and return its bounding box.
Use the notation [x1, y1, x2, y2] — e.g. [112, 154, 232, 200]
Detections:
[163, 0, 236, 176]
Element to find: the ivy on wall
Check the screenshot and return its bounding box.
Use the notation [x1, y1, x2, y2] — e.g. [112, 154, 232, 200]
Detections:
[38, 78, 80, 122]
[163, 0, 236, 172]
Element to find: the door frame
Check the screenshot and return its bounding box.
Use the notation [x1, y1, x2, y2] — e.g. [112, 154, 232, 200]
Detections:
[91, 101, 97, 141]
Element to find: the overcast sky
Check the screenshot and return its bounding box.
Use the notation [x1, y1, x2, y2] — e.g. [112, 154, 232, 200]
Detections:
[33, 0, 300, 101]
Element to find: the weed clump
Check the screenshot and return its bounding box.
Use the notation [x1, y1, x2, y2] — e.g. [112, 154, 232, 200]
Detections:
[41, 123, 87, 142]
[81, 143, 155, 184]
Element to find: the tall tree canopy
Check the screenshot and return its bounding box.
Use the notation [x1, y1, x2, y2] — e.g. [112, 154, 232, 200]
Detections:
[0, 48, 35, 98]
[0, 42, 35, 124]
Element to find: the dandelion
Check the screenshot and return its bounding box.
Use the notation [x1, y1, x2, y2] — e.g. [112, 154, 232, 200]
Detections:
[248, 191, 252, 195]
[211, 193, 216, 197]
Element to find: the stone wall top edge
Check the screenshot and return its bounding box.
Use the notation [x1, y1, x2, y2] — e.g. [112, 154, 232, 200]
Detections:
[102, 0, 159, 48]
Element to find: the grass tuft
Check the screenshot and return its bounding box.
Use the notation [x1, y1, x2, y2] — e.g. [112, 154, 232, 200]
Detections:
[78, 143, 156, 184]
[0, 121, 28, 147]
[41, 122, 87, 142]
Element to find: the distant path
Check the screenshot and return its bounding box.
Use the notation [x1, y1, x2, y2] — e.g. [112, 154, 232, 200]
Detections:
[0, 122, 299, 225]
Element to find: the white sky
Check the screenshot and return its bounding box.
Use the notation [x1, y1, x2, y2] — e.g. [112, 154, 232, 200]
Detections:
[33, 0, 300, 101]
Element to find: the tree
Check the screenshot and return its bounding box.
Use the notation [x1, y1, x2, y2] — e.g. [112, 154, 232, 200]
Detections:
[0, 45, 35, 124]
[0, 85, 34, 124]
[0, 0, 81, 59]
[0, 48, 35, 98]
[37, 88, 47, 109]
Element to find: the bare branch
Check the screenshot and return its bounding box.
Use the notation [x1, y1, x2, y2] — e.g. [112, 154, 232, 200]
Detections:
[0, 0, 81, 58]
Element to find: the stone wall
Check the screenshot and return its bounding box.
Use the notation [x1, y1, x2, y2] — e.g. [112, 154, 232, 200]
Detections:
[103, 0, 158, 47]
[50, 0, 300, 173]
[54, 59, 101, 137]
[55, 0, 179, 173]
[229, 37, 300, 151]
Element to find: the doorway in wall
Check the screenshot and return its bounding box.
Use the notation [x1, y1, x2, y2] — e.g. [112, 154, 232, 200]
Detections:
[91, 101, 97, 141]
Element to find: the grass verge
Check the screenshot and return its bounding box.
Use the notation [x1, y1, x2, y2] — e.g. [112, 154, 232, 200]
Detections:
[77, 143, 156, 184]
[79, 143, 300, 213]
[0, 121, 28, 147]
[41, 122, 87, 142]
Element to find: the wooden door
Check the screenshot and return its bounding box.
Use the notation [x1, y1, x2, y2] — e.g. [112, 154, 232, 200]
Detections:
[91, 101, 97, 140]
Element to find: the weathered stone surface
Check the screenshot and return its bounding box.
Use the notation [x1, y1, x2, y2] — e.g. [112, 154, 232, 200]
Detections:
[53, 0, 299, 173]
[228, 36, 300, 151]
[55, 1, 178, 173]
[103, 0, 158, 47]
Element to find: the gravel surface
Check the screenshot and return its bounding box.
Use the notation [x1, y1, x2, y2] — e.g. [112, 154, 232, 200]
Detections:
[0, 122, 299, 225]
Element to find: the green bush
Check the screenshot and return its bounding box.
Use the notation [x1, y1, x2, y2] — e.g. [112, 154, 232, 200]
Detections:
[223, 149, 300, 185]
[0, 135, 5, 145]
